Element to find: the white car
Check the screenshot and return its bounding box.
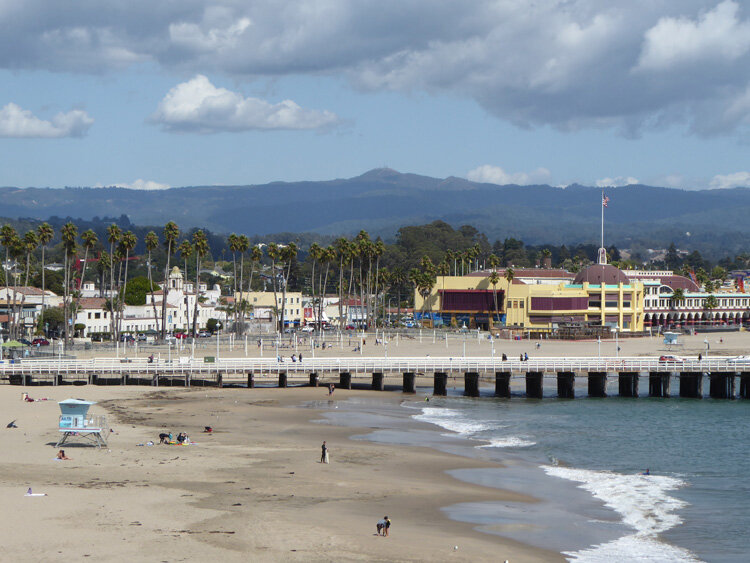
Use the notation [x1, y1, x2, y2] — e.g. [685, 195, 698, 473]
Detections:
[301, 325, 315, 333]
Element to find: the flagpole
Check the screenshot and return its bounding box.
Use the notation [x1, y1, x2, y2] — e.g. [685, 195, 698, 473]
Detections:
[600, 190, 604, 248]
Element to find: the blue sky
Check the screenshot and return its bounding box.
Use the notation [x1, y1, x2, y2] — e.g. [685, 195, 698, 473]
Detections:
[1, 1, 749, 190]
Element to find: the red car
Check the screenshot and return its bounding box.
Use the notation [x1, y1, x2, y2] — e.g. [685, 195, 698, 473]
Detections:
[174, 332, 188, 339]
[32, 338, 50, 346]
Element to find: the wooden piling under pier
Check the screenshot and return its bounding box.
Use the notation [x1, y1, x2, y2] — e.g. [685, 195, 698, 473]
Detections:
[402, 372, 416, 393]
[278, 372, 287, 388]
[339, 372, 352, 390]
[557, 371, 575, 399]
[372, 372, 384, 391]
[464, 372, 479, 397]
[588, 372, 607, 398]
[679, 372, 703, 398]
[525, 371, 543, 399]
[309, 373, 319, 387]
[709, 372, 735, 399]
[618, 372, 639, 398]
[247, 372, 255, 388]
[649, 371, 671, 397]
[495, 371, 511, 398]
[740, 373, 750, 399]
[433, 372, 447, 396]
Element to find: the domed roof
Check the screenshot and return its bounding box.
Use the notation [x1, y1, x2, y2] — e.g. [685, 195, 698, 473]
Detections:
[573, 264, 630, 285]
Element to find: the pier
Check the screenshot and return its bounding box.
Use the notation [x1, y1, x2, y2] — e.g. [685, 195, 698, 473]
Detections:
[2, 356, 750, 399]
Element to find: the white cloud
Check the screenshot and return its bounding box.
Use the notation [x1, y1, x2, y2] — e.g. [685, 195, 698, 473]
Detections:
[0, 103, 93, 138]
[637, 1, 750, 71]
[595, 176, 639, 187]
[151, 75, 338, 133]
[467, 165, 551, 186]
[1, 2, 750, 136]
[710, 171, 750, 189]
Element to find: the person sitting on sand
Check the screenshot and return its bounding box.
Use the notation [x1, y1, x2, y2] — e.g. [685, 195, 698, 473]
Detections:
[56, 449, 71, 460]
[176, 432, 186, 444]
[204, 426, 213, 433]
[159, 433, 170, 444]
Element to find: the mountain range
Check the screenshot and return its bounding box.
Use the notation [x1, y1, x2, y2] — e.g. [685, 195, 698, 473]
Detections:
[3, 168, 750, 253]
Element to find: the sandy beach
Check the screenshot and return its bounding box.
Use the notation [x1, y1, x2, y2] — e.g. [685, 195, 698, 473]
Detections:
[0, 385, 560, 562]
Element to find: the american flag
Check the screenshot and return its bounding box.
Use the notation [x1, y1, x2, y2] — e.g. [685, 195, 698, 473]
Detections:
[602, 194, 609, 208]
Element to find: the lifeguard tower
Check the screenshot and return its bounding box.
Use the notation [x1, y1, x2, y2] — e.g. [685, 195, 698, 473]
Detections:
[663, 331, 683, 350]
[55, 399, 109, 448]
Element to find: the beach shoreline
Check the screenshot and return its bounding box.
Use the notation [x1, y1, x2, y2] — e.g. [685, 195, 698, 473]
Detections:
[0, 385, 561, 562]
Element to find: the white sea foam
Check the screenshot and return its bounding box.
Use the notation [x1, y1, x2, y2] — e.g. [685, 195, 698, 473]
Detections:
[413, 407, 494, 435]
[476, 437, 536, 449]
[544, 466, 701, 562]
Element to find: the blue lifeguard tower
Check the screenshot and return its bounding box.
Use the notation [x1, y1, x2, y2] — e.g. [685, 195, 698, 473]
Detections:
[55, 399, 109, 448]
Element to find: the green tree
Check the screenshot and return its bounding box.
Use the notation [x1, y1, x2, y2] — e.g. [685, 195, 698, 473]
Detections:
[38, 306, 65, 335]
[122, 276, 159, 306]
[178, 240, 193, 330]
[670, 288, 686, 309]
[236, 234, 249, 334]
[106, 223, 121, 339]
[489, 270, 500, 327]
[118, 230, 137, 336]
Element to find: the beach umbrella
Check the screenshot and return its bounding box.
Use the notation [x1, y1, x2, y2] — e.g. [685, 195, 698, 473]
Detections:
[1, 340, 25, 348]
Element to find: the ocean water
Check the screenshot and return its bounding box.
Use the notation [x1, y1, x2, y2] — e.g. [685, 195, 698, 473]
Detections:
[310, 389, 750, 562]
[412, 394, 750, 562]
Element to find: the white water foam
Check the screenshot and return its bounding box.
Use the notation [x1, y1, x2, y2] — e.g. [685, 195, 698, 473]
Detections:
[544, 466, 701, 562]
[414, 407, 494, 435]
[476, 437, 536, 449]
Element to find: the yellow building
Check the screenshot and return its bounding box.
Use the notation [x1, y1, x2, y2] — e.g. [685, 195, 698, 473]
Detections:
[235, 291, 304, 327]
[415, 264, 644, 333]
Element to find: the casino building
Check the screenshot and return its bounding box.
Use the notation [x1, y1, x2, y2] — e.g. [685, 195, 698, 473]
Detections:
[415, 259, 646, 333]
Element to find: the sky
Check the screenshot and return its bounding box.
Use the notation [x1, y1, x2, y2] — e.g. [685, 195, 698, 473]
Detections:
[0, 0, 749, 191]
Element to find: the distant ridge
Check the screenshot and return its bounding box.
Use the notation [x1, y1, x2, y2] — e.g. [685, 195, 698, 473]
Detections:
[1, 169, 750, 252]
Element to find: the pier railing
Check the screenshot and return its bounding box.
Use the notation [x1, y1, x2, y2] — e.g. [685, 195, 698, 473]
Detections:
[2, 356, 748, 379]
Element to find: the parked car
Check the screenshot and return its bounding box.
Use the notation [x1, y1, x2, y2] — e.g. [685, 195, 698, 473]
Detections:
[301, 325, 315, 333]
[119, 334, 135, 343]
[31, 338, 50, 346]
[18, 338, 32, 346]
[198, 330, 211, 338]
[174, 332, 188, 339]
[659, 355, 683, 363]
[165, 334, 177, 342]
[136, 333, 147, 341]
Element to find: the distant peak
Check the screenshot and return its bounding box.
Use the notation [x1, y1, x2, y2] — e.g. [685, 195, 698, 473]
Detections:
[358, 167, 401, 179]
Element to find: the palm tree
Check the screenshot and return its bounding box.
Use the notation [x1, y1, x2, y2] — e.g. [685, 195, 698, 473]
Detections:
[118, 231, 137, 336]
[145, 231, 160, 333]
[489, 270, 500, 328]
[106, 224, 121, 339]
[236, 235, 249, 334]
[267, 242, 281, 332]
[334, 237, 350, 329]
[1, 225, 18, 335]
[248, 244, 263, 295]
[319, 246, 336, 329]
[37, 222, 54, 325]
[390, 266, 407, 327]
[161, 221, 180, 339]
[670, 288, 686, 309]
[436, 260, 450, 326]
[227, 233, 240, 330]
[178, 240, 193, 331]
[504, 266, 515, 320]
[61, 222, 78, 347]
[309, 242, 322, 328]
[541, 248, 552, 268]
[79, 229, 99, 291]
[280, 243, 298, 332]
[192, 230, 209, 337]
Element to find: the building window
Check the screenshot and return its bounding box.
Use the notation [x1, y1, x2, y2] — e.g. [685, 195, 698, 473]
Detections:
[88, 312, 92, 319]
[519, 301, 524, 309]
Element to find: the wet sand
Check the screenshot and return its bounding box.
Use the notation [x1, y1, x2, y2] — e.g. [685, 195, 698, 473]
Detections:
[0, 385, 560, 562]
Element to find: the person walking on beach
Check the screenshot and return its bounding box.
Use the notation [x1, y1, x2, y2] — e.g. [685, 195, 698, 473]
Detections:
[321, 441, 329, 463]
